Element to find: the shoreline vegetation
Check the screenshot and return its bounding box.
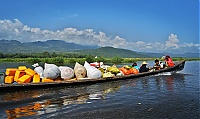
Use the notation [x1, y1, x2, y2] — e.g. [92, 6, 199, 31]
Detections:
[0, 57, 199, 64]
[0, 51, 199, 64]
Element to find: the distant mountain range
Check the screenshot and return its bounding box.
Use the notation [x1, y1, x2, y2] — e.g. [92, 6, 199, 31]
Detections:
[72, 46, 148, 58]
[0, 39, 98, 53]
[0, 39, 199, 58]
[139, 52, 200, 58]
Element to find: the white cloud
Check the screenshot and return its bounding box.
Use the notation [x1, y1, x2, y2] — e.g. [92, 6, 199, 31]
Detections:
[0, 19, 199, 53]
[166, 34, 180, 49]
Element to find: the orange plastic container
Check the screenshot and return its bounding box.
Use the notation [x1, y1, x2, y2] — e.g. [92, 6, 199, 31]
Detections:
[4, 76, 14, 84]
[17, 75, 32, 83]
[5, 68, 18, 76]
[25, 68, 36, 77]
[14, 70, 26, 81]
[33, 74, 40, 83]
[42, 78, 54, 82]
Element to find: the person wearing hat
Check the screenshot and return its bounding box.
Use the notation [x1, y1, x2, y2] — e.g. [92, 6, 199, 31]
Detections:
[139, 61, 150, 73]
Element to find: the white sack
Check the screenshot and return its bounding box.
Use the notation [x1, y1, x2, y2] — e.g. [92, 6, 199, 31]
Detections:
[74, 62, 87, 78]
[84, 61, 102, 79]
[59, 66, 74, 79]
[43, 63, 60, 79]
[34, 66, 44, 78]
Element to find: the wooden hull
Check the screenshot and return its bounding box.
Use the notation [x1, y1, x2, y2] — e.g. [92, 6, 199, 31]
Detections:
[0, 60, 185, 91]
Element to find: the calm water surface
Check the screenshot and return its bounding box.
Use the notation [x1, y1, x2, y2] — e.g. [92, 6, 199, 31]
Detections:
[0, 61, 199, 119]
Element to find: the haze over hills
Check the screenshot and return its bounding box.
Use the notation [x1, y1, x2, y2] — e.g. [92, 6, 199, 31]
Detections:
[72, 46, 148, 58]
[0, 39, 199, 58]
[0, 39, 98, 53]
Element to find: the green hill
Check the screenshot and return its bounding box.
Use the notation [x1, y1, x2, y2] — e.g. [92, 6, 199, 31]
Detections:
[0, 39, 98, 53]
[72, 46, 148, 58]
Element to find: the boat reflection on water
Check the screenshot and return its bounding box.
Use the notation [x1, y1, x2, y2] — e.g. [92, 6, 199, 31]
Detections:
[5, 102, 43, 118]
[3, 84, 121, 118]
[3, 73, 186, 119]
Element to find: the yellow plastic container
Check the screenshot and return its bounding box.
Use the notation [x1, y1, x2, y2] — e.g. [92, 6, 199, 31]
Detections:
[18, 66, 27, 71]
[25, 68, 36, 77]
[5, 68, 18, 76]
[17, 75, 32, 83]
[42, 78, 54, 82]
[4, 76, 14, 84]
[33, 74, 40, 83]
[14, 70, 26, 81]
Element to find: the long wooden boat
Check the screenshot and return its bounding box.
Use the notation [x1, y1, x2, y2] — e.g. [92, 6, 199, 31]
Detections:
[0, 60, 185, 91]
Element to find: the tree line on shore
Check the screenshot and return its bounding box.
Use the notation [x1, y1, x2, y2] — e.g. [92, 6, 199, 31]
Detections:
[0, 52, 199, 64]
[0, 52, 87, 58]
[0, 51, 125, 64]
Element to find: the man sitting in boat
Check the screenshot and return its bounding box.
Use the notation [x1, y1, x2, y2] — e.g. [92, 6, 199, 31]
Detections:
[164, 55, 175, 67]
[139, 61, 150, 73]
[153, 59, 161, 70]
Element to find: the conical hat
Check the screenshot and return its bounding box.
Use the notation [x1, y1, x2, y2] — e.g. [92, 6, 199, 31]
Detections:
[142, 61, 148, 65]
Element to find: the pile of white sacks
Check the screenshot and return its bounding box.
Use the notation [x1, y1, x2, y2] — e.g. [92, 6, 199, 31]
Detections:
[32, 61, 102, 80]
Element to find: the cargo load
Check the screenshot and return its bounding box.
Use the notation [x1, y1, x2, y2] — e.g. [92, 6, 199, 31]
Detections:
[74, 62, 87, 79]
[119, 67, 131, 75]
[84, 61, 102, 79]
[42, 78, 54, 82]
[43, 63, 60, 79]
[103, 72, 115, 78]
[107, 66, 120, 74]
[14, 70, 26, 81]
[17, 75, 32, 83]
[129, 68, 139, 74]
[18, 66, 27, 71]
[33, 74, 40, 83]
[4, 76, 14, 84]
[25, 68, 36, 77]
[59, 66, 74, 80]
[34, 66, 43, 78]
[90, 62, 100, 68]
[5, 68, 17, 76]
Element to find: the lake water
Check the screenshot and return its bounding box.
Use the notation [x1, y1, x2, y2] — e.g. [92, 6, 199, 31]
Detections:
[0, 61, 199, 119]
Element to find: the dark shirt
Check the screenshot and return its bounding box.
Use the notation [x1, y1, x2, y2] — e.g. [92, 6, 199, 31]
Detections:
[154, 63, 160, 70]
[139, 65, 149, 73]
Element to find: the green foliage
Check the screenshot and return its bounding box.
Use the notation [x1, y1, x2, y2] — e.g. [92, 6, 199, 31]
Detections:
[27, 58, 41, 63]
[69, 58, 76, 63]
[52, 57, 64, 64]
[0, 53, 5, 58]
[94, 56, 106, 63]
[41, 57, 64, 64]
[44, 58, 49, 63]
[85, 55, 95, 63]
[111, 56, 123, 64]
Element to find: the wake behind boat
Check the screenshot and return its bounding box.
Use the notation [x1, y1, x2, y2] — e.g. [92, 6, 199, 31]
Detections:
[0, 60, 185, 91]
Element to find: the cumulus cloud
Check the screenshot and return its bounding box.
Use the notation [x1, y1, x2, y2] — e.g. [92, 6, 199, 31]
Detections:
[0, 19, 199, 53]
[166, 34, 180, 49]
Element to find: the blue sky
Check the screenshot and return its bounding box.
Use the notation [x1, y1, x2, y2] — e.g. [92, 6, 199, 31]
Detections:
[0, 0, 199, 53]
